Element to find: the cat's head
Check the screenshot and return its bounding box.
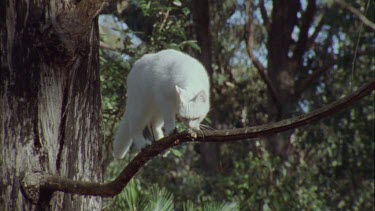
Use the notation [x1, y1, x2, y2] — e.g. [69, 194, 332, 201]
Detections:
[175, 86, 209, 130]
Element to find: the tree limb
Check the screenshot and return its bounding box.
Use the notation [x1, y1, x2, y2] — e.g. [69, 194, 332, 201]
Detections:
[259, 0, 270, 31]
[159, 9, 170, 32]
[22, 80, 375, 203]
[306, 14, 325, 49]
[297, 65, 332, 97]
[334, 0, 375, 30]
[295, 54, 335, 98]
[292, 0, 316, 64]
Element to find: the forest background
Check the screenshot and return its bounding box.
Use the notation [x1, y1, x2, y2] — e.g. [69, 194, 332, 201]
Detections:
[99, 0, 374, 210]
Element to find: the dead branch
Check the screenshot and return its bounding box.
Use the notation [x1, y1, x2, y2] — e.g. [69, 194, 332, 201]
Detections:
[22, 80, 375, 203]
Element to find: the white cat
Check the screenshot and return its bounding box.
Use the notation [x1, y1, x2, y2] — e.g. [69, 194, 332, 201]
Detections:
[113, 49, 210, 159]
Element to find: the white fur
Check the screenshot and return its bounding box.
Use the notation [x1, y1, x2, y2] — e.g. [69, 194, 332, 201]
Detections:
[113, 49, 210, 159]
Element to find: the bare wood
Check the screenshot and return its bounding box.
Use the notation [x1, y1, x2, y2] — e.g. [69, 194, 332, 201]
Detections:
[22, 80, 375, 202]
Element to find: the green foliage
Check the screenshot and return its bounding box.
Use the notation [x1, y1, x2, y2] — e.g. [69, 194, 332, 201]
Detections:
[103, 179, 174, 211]
[135, 0, 197, 52]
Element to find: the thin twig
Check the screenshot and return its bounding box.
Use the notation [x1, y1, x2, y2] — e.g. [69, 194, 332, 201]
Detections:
[159, 9, 170, 32]
[349, 0, 370, 91]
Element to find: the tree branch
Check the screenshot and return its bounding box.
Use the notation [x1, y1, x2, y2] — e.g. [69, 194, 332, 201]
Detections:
[259, 0, 270, 31]
[22, 80, 375, 203]
[295, 63, 333, 98]
[334, 0, 375, 30]
[159, 9, 170, 32]
[292, 0, 316, 64]
[295, 52, 335, 98]
[306, 14, 325, 49]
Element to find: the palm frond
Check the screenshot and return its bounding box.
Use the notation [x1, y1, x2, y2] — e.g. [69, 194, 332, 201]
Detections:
[144, 186, 174, 211]
[202, 202, 239, 211]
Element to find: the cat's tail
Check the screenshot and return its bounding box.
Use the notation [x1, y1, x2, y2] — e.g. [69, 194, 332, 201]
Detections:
[113, 115, 132, 159]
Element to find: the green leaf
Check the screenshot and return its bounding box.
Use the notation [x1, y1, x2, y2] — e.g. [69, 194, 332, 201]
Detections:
[173, 0, 182, 7]
[170, 148, 182, 157]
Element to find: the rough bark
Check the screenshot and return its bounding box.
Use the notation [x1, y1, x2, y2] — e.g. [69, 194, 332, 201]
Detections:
[0, 0, 105, 210]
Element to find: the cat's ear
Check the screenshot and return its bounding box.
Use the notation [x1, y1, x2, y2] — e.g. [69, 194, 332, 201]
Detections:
[175, 85, 187, 101]
[192, 90, 207, 103]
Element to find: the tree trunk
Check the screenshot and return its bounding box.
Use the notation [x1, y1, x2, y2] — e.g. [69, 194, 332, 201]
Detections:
[191, 0, 221, 175]
[1, 0, 103, 210]
[263, 0, 301, 158]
